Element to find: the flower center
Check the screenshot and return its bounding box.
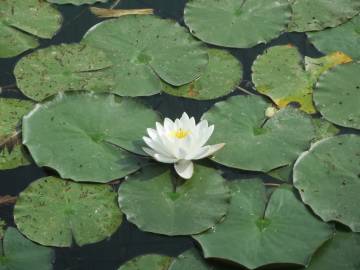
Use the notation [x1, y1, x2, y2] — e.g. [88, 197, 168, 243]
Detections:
[170, 128, 190, 139]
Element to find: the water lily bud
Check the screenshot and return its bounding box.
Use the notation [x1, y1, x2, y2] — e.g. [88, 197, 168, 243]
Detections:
[265, 107, 278, 118]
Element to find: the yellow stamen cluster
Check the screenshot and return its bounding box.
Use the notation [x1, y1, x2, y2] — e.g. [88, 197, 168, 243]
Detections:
[170, 128, 190, 139]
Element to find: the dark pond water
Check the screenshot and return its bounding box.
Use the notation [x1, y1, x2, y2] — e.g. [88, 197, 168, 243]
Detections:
[0, 1, 332, 269]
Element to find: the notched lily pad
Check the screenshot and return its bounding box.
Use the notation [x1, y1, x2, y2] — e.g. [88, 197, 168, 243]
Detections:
[193, 180, 333, 269]
[0, 0, 62, 58]
[288, 0, 360, 32]
[22, 92, 159, 182]
[203, 95, 314, 172]
[118, 254, 172, 270]
[118, 165, 230, 236]
[184, 0, 291, 48]
[163, 48, 243, 100]
[0, 227, 54, 270]
[169, 249, 230, 270]
[314, 62, 360, 130]
[84, 15, 208, 96]
[303, 231, 360, 270]
[15, 43, 113, 102]
[252, 45, 352, 114]
[14, 176, 122, 247]
[294, 135, 360, 232]
[308, 14, 360, 60]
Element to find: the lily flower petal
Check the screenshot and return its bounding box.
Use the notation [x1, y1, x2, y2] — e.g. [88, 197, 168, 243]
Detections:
[191, 143, 225, 160]
[174, 160, 194, 179]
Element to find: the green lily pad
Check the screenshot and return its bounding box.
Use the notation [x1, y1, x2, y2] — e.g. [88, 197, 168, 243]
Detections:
[268, 117, 339, 182]
[118, 164, 230, 236]
[314, 62, 360, 130]
[303, 231, 360, 270]
[193, 180, 333, 269]
[0, 227, 54, 270]
[0, 0, 62, 58]
[22, 92, 158, 182]
[118, 254, 172, 270]
[294, 135, 360, 232]
[252, 45, 352, 113]
[0, 98, 34, 170]
[47, 0, 109, 5]
[14, 176, 122, 247]
[308, 14, 360, 60]
[14, 43, 113, 102]
[184, 0, 291, 48]
[169, 249, 230, 270]
[203, 95, 314, 172]
[163, 48, 242, 100]
[0, 98, 34, 141]
[288, 0, 360, 32]
[83, 15, 208, 96]
[0, 144, 31, 170]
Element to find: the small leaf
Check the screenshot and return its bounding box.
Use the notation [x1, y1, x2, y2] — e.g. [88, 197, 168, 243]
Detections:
[118, 254, 172, 270]
[91, 7, 154, 18]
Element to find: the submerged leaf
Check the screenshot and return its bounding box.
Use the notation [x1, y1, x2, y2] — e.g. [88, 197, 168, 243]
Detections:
[15, 43, 113, 101]
[83, 15, 208, 96]
[14, 176, 122, 247]
[294, 135, 360, 232]
[0, 0, 62, 58]
[91, 7, 154, 18]
[193, 180, 333, 269]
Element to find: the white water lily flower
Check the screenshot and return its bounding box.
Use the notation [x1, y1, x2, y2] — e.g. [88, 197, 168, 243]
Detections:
[142, 112, 225, 179]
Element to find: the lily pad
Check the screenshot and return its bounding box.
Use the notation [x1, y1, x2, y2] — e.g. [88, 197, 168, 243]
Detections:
[308, 14, 360, 60]
[14, 43, 113, 102]
[268, 118, 339, 182]
[169, 249, 230, 270]
[83, 15, 208, 96]
[47, 0, 109, 5]
[193, 180, 333, 269]
[0, 98, 34, 170]
[0, 144, 31, 170]
[203, 95, 314, 172]
[0, 227, 54, 270]
[303, 231, 360, 270]
[0, 0, 62, 58]
[118, 164, 230, 236]
[252, 45, 352, 113]
[314, 62, 360, 129]
[14, 176, 122, 247]
[0, 98, 34, 141]
[294, 135, 360, 232]
[118, 254, 172, 270]
[288, 0, 360, 32]
[163, 48, 242, 100]
[22, 92, 159, 182]
[184, 0, 291, 48]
